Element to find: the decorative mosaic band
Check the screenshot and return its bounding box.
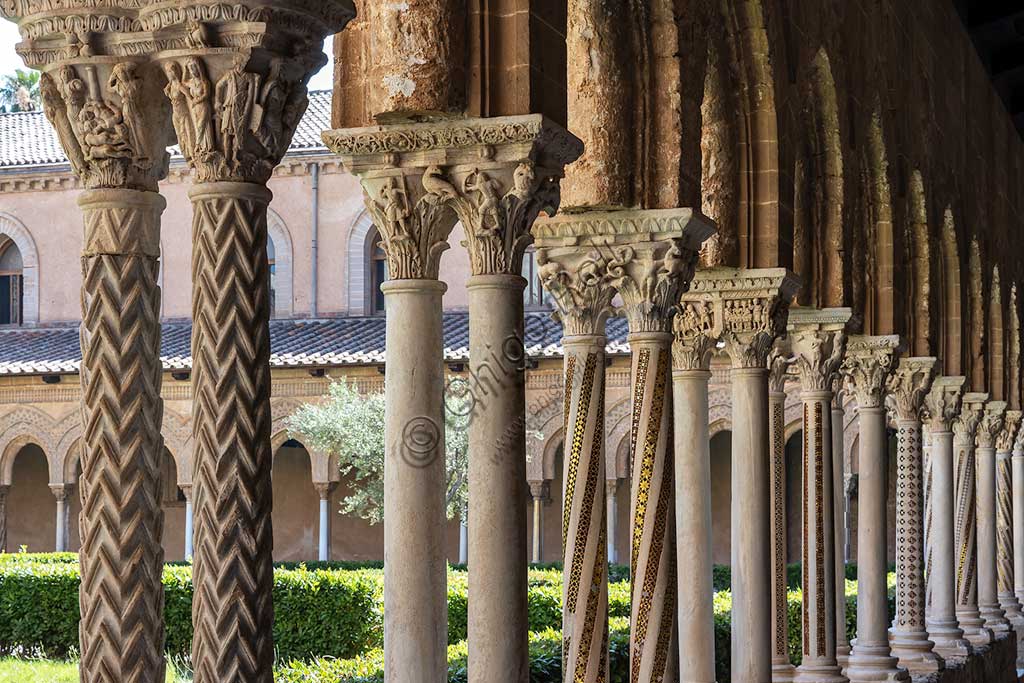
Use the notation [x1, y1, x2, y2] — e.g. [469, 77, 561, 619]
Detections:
[768, 393, 790, 661]
[801, 398, 834, 661]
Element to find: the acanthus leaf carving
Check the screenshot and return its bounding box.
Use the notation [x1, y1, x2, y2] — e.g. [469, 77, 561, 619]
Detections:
[767, 342, 797, 393]
[996, 410, 1021, 453]
[535, 248, 618, 338]
[977, 401, 1008, 450]
[922, 376, 966, 432]
[791, 329, 846, 393]
[885, 356, 937, 423]
[609, 240, 699, 334]
[839, 335, 902, 409]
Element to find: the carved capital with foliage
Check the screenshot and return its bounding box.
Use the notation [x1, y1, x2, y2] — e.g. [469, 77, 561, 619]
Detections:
[953, 393, 989, 444]
[676, 268, 798, 369]
[839, 335, 902, 409]
[885, 356, 937, 422]
[532, 246, 618, 338]
[787, 307, 851, 393]
[977, 400, 1008, 450]
[922, 376, 966, 432]
[997, 410, 1021, 453]
[672, 300, 718, 372]
[767, 342, 796, 393]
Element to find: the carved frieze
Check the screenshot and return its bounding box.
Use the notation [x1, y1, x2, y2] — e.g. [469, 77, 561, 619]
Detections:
[886, 357, 938, 423]
[977, 401, 1008, 450]
[922, 376, 967, 432]
[839, 335, 902, 409]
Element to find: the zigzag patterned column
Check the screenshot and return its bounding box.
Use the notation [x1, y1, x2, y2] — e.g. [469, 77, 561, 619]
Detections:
[78, 190, 168, 683]
[885, 357, 941, 672]
[768, 347, 796, 681]
[996, 411, 1023, 625]
[953, 393, 992, 645]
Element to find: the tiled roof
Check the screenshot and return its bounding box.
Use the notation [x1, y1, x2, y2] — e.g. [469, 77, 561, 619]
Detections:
[0, 312, 632, 376]
[0, 90, 333, 170]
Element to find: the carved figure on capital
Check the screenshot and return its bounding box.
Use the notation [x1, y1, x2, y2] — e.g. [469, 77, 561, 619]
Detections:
[535, 248, 618, 337]
[767, 343, 797, 393]
[922, 376, 967, 432]
[997, 411, 1022, 454]
[886, 357, 938, 423]
[978, 402, 1008, 450]
[672, 301, 719, 371]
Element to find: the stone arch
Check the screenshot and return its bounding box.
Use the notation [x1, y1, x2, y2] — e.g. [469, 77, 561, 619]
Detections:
[539, 424, 564, 483]
[1010, 284, 1021, 409]
[346, 209, 377, 315]
[989, 265, 1006, 401]
[61, 438, 82, 486]
[0, 434, 48, 487]
[907, 170, 931, 355]
[969, 237, 985, 391]
[859, 105, 895, 335]
[267, 208, 294, 319]
[699, 39, 739, 268]
[793, 48, 845, 308]
[939, 209, 963, 375]
[0, 212, 39, 325]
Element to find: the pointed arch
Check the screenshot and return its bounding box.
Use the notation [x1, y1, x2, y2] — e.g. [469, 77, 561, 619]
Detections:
[989, 265, 1005, 401]
[860, 105, 895, 334]
[793, 48, 845, 308]
[969, 237, 985, 391]
[908, 171, 931, 355]
[346, 209, 377, 315]
[0, 212, 39, 325]
[1010, 284, 1021, 409]
[699, 39, 739, 268]
[939, 210, 963, 376]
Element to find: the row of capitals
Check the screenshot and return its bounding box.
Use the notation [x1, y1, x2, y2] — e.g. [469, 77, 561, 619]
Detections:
[1, 1, 355, 190]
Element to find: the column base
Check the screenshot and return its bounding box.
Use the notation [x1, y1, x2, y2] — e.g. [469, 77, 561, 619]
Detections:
[956, 608, 990, 642]
[963, 625, 995, 647]
[925, 617, 973, 660]
[979, 604, 1011, 632]
[844, 646, 910, 683]
[998, 594, 1024, 624]
[837, 644, 852, 669]
[887, 628, 943, 673]
[772, 662, 797, 682]
[794, 663, 847, 682]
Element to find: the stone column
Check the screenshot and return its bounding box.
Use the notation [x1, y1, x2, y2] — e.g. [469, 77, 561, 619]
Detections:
[538, 208, 712, 683]
[421, 124, 582, 683]
[885, 357, 942, 673]
[607, 479, 619, 565]
[50, 485, 71, 553]
[672, 309, 719, 683]
[996, 411, 1023, 625]
[1014, 428, 1024, 606]
[768, 346, 796, 681]
[529, 481, 549, 564]
[922, 376, 972, 659]
[789, 308, 851, 683]
[0, 484, 8, 553]
[840, 335, 909, 683]
[0, 9, 180, 673]
[953, 393, 992, 645]
[832, 382, 852, 664]
[976, 401, 1011, 633]
[314, 483, 335, 562]
[181, 485, 193, 561]
[533, 224, 619, 683]
[684, 267, 798, 683]
[152, 8, 351, 681]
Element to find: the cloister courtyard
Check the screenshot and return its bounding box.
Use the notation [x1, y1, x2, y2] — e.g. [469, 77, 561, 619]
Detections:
[0, 1, 1023, 683]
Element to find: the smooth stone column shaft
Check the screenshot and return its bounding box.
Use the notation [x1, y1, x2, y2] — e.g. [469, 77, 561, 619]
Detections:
[845, 407, 908, 682]
[976, 445, 1009, 631]
[996, 450, 1023, 622]
[318, 495, 330, 562]
[467, 275, 529, 683]
[627, 334, 678, 682]
[184, 489, 194, 561]
[532, 494, 543, 563]
[54, 489, 67, 552]
[1014, 450, 1024, 603]
[0, 486, 8, 553]
[769, 389, 795, 680]
[833, 400, 851, 662]
[381, 279, 448, 683]
[731, 367, 773, 683]
[674, 369, 715, 683]
[561, 335, 609, 682]
[607, 483, 618, 565]
[925, 430, 970, 657]
[954, 437, 988, 641]
[796, 391, 845, 682]
[889, 419, 941, 671]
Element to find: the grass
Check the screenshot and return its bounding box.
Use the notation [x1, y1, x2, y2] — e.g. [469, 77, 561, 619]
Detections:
[0, 657, 186, 682]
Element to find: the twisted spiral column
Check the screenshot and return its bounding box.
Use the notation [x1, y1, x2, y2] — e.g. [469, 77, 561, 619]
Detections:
[78, 189, 168, 683]
[189, 183, 275, 683]
[996, 449, 1023, 623]
[953, 397, 990, 644]
[1014, 442, 1024, 606]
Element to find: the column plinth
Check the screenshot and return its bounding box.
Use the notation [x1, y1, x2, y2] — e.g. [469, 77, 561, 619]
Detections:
[953, 393, 994, 645]
[922, 377, 972, 660]
[840, 336, 910, 683]
[885, 357, 943, 673]
[768, 348, 796, 681]
[976, 401, 1011, 633]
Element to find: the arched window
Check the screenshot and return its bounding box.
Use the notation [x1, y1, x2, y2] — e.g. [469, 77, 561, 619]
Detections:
[521, 247, 550, 309]
[369, 229, 388, 315]
[267, 234, 277, 318]
[0, 238, 24, 326]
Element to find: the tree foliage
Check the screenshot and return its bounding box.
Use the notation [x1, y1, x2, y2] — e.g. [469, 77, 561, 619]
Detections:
[286, 380, 469, 525]
[0, 70, 40, 113]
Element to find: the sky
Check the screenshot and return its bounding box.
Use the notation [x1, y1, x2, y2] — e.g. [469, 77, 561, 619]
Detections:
[0, 23, 336, 91]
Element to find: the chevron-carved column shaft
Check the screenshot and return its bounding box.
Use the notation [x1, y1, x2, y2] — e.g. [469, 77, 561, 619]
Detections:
[626, 334, 677, 683]
[767, 347, 795, 679]
[78, 189, 167, 683]
[189, 183, 275, 683]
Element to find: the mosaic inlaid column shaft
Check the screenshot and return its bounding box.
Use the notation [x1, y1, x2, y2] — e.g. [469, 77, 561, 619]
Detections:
[768, 348, 796, 681]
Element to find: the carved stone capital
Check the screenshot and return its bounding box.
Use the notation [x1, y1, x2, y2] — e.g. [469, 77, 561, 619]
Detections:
[532, 245, 617, 337]
[677, 267, 799, 370]
[529, 480, 551, 501]
[313, 482, 336, 500]
[922, 376, 967, 432]
[767, 342, 796, 393]
[953, 392, 989, 444]
[1015, 416, 1024, 455]
[787, 307, 851, 393]
[839, 335, 902, 409]
[49, 483, 71, 502]
[536, 208, 714, 333]
[179, 483, 192, 501]
[997, 410, 1022, 453]
[0, 484, 8, 499]
[885, 356, 937, 422]
[977, 401, 1008, 450]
